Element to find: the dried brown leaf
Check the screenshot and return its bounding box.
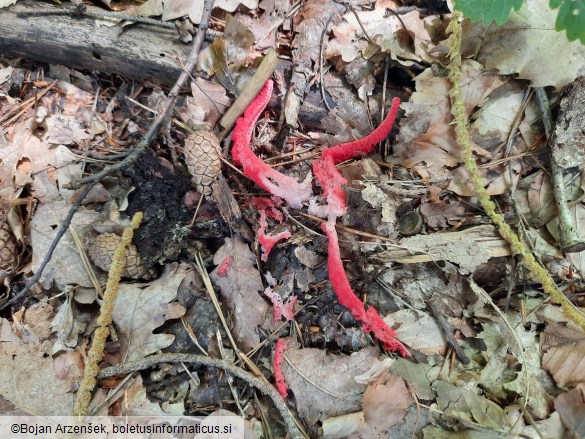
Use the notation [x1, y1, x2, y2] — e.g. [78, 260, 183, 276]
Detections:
[420, 199, 466, 229]
[112, 263, 187, 362]
[281, 342, 379, 425]
[554, 384, 585, 437]
[542, 323, 585, 387]
[179, 78, 231, 128]
[30, 200, 106, 290]
[350, 372, 411, 438]
[196, 15, 255, 94]
[324, 371, 411, 439]
[210, 236, 271, 351]
[0, 318, 76, 415]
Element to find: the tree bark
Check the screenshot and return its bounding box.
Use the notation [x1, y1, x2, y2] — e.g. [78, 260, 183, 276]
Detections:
[0, 0, 190, 86]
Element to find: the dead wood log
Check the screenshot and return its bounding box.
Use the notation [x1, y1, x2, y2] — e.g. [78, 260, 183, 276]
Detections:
[0, 0, 191, 86]
[0, 1, 339, 129]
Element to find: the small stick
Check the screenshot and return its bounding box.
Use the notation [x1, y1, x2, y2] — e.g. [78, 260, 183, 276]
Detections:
[319, 14, 334, 111]
[97, 353, 305, 439]
[217, 48, 279, 140]
[534, 87, 585, 252]
[348, 5, 375, 45]
[427, 298, 469, 365]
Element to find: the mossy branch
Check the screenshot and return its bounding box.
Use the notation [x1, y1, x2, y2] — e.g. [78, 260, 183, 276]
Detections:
[72, 212, 144, 417]
[447, 12, 585, 329]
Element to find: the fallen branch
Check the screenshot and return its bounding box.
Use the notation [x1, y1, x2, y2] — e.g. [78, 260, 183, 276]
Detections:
[97, 353, 305, 439]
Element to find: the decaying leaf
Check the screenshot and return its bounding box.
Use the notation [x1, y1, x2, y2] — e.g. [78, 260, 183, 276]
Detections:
[375, 225, 511, 274]
[386, 309, 447, 356]
[323, 371, 411, 439]
[30, 201, 106, 290]
[473, 295, 556, 419]
[112, 263, 187, 362]
[51, 293, 90, 355]
[435, 380, 510, 430]
[197, 15, 256, 94]
[326, 3, 434, 66]
[420, 199, 466, 229]
[542, 322, 585, 387]
[474, 0, 585, 89]
[179, 78, 231, 128]
[554, 384, 585, 437]
[210, 236, 271, 351]
[214, 0, 258, 12]
[389, 358, 437, 401]
[281, 342, 379, 425]
[0, 318, 77, 415]
[118, 375, 184, 416]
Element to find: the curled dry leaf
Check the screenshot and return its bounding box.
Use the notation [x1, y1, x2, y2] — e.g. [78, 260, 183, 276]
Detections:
[88, 232, 155, 280]
[323, 371, 411, 439]
[184, 130, 222, 195]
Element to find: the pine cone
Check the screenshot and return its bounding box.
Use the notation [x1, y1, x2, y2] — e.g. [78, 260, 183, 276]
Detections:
[88, 233, 154, 280]
[184, 130, 222, 195]
[0, 216, 17, 281]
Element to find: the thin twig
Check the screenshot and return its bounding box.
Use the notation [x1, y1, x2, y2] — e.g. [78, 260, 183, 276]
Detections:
[427, 298, 469, 365]
[534, 87, 585, 252]
[0, 182, 96, 311]
[66, 0, 214, 190]
[96, 353, 305, 439]
[348, 5, 375, 45]
[319, 14, 335, 111]
[192, 253, 267, 381]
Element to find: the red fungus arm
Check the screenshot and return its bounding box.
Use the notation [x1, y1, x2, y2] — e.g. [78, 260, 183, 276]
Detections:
[322, 220, 410, 357]
[257, 208, 291, 262]
[310, 97, 401, 219]
[273, 338, 289, 398]
[232, 80, 312, 208]
[310, 155, 349, 219]
[322, 97, 401, 164]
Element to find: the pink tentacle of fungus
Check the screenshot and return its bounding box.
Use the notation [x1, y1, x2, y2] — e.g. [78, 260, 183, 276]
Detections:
[232, 80, 408, 356]
[273, 338, 289, 398]
[231, 80, 312, 209]
[322, 220, 410, 357]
